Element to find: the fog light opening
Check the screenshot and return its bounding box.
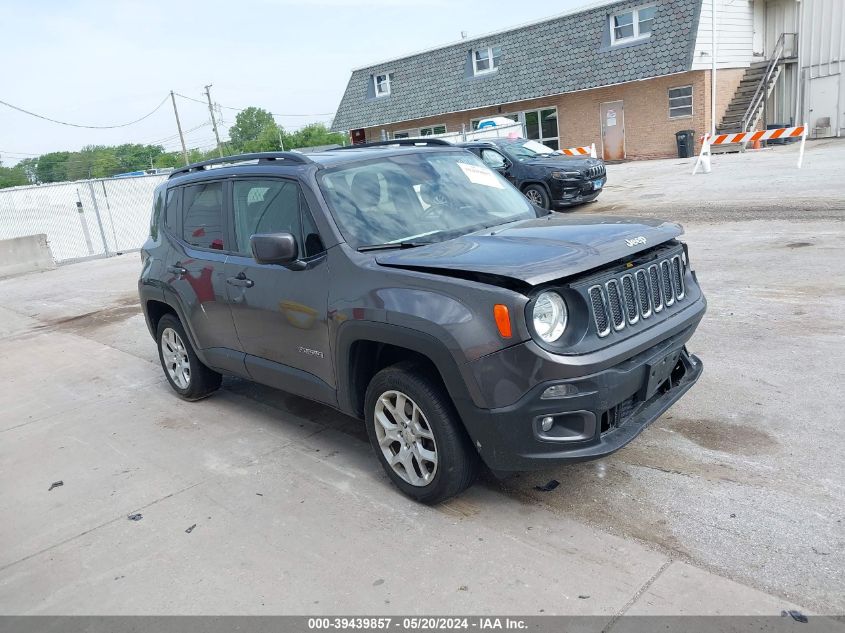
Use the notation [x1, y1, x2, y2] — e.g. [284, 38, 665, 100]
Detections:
[540, 416, 554, 432]
[541, 384, 578, 399]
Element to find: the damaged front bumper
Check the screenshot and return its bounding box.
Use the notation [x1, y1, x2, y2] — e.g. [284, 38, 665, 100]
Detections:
[458, 301, 705, 472]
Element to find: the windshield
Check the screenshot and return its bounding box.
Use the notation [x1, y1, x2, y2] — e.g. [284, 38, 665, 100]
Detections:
[500, 139, 556, 161]
[317, 151, 537, 248]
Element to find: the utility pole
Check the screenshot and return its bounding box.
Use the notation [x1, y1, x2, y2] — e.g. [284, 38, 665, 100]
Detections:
[170, 91, 189, 166]
[204, 84, 224, 157]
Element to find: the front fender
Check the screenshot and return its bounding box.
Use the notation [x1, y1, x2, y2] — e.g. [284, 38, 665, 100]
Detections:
[334, 319, 487, 419]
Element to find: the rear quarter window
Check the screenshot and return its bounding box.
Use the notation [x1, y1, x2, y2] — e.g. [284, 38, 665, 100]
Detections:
[164, 188, 179, 234]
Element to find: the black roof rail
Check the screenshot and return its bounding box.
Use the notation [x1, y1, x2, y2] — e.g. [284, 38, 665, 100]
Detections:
[334, 138, 454, 150]
[168, 152, 318, 178]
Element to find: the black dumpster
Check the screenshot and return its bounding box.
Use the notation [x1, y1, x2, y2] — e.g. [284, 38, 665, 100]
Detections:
[675, 130, 695, 158]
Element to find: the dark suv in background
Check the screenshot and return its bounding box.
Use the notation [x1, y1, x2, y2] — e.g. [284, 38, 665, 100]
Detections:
[139, 140, 705, 504]
[460, 138, 606, 209]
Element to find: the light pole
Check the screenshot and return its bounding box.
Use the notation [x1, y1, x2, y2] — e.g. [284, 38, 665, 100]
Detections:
[711, 0, 718, 136]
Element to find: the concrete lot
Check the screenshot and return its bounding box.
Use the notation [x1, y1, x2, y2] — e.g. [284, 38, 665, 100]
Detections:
[0, 139, 843, 617]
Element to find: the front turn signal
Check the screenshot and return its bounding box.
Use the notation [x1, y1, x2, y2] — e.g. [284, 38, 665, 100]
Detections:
[493, 304, 512, 338]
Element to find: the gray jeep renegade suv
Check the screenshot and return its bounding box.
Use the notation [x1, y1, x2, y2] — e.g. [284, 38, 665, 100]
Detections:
[139, 140, 706, 504]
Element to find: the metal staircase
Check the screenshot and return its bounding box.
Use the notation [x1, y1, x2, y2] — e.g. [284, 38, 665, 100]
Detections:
[715, 33, 795, 147]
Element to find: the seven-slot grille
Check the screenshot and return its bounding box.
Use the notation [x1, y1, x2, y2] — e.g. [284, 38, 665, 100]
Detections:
[586, 165, 605, 179]
[588, 254, 685, 337]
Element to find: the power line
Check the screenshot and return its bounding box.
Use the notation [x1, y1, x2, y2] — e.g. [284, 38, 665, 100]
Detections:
[173, 92, 334, 117]
[0, 149, 41, 156]
[0, 95, 170, 129]
[2, 122, 213, 159]
[134, 121, 211, 148]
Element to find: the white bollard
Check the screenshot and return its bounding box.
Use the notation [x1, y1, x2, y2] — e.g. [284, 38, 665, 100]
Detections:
[692, 135, 712, 175]
[797, 123, 807, 169]
[590, 143, 597, 159]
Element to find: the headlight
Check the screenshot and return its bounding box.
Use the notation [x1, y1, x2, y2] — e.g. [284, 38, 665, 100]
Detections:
[551, 170, 581, 179]
[532, 291, 568, 342]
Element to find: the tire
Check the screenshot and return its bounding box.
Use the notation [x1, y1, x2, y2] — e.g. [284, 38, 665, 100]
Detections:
[523, 184, 550, 210]
[364, 361, 478, 504]
[156, 313, 222, 401]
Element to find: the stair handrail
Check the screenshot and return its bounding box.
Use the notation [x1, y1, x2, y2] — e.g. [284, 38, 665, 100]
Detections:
[740, 32, 795, 133]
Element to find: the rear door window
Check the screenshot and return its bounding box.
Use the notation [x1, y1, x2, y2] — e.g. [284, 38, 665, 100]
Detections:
[182, 182, 226, 250]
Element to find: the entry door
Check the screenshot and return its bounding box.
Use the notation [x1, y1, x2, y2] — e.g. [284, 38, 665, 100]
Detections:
[808, 75, 839, 137]
[224, 178, 334, 394]
[600, 100, 625, 160]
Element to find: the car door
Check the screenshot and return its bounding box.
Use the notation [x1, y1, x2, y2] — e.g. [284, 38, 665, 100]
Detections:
[478, 148, 518, 186]
[161, 181, 242, 369]
[224, 177, 334, 402]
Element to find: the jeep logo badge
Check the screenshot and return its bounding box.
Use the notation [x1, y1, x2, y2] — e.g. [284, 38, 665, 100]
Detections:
[626, 236, 647, 247]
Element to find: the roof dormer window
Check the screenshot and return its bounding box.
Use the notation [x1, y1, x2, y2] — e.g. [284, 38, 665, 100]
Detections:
[374, 73, 391, 97]
[472, 46, 501, 75]
[610, 5, 656, 45]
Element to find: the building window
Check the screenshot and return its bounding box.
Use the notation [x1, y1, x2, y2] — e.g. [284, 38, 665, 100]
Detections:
[472, 46, 501, 75]
[393, 125, 446, 138]
[669, 85, 693, 118]
[374, 73, 391, 97]
[524, 108, 559, 150]
[420, 125, 447, 136]
[470, 113, 519, 130]
[470, 110, 558, 148]
[611, 6, 656, 44]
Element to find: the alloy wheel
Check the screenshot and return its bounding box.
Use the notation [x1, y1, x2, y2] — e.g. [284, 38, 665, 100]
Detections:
[373, 390, 438, 486]
[525, 189, 543, 205]
[161, 327, 190, 389]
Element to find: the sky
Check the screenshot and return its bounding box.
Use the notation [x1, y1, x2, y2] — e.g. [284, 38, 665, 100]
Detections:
[1, 0, 593, 165]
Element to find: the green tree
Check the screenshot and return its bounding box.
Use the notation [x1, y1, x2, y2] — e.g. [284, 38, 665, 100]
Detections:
[154, 152, 185, 169]
[17, 158, 38, 183]
[35, 151, 71, 183]
[0, 163, 30, 189]
[229, 107, 280, 153]
[64, 147, 98, 181]
[283, 123, 346, 150]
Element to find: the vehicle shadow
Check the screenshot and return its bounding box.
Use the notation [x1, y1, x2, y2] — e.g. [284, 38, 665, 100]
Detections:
[220, 375, 510, 492]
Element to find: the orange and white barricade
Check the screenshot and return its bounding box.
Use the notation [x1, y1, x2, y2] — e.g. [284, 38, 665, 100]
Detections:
[693, 124, 807, 175]
[559, 143, 597, 158]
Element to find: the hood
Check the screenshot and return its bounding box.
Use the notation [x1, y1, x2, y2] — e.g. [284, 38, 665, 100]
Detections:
[375, 215, 682, 286]
[523, 155, 601, 170]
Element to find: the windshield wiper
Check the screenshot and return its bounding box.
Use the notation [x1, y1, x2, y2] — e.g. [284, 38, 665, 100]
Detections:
[357, 241, 431, 252]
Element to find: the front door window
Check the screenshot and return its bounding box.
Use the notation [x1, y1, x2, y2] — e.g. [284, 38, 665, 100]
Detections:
[232, 179, 323, 259]
[480, 149, 507, 170]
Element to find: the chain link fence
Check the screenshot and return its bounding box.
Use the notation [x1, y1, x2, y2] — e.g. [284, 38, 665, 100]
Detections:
[0, 174, 166, 263]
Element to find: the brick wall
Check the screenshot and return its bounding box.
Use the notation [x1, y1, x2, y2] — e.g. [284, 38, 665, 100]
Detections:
[360, 69, 748, 160]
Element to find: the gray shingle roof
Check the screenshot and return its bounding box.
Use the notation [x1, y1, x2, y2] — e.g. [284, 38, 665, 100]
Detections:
[332, 0, 702, 131]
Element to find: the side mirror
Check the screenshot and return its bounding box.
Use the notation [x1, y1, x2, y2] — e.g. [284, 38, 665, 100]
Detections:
[250, 233, 298, 265]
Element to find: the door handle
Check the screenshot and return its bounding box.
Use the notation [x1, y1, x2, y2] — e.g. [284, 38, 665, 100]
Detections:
[167, 264, 187, 275]
[226, 272, 254, 288]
